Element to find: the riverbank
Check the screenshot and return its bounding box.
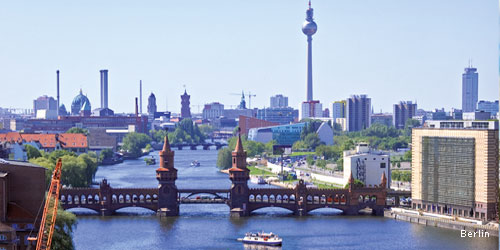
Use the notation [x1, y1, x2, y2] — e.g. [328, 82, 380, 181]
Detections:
[385, 208, 499, 237]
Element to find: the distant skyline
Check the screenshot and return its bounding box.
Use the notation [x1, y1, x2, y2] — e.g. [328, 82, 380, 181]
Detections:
[0, 0, 497, 113]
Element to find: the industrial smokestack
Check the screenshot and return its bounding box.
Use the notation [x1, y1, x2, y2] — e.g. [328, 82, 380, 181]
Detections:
[56, 70, 60, 117]
[135, 97, 139, 117]
[100, 69, 109, 109]
[139, 80, 142, 114]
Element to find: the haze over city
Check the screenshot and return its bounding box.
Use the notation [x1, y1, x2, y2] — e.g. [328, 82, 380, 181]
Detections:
[0, 0, 497, 113]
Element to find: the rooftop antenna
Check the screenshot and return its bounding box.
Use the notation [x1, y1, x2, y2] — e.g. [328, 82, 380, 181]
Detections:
[309, 0, 311, 8]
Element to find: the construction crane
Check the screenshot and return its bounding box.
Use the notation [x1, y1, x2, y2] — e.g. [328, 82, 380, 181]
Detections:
[229, 91, 257, 109]
[28, 158, 63, 250]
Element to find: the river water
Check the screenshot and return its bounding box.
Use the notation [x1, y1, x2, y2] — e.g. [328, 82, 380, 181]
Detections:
[71, 150, 498, 250]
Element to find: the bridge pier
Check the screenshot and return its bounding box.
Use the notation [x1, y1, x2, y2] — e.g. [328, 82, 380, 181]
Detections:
[101, 208, 114, 216]
[190, 145, 197, 150]
[296, 208, 306, 216]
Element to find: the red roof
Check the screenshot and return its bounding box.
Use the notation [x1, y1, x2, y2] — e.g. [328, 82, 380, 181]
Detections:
[0, 133, 87, 149]
[59, 133, 88, 148]
[228, 167, 247, 172]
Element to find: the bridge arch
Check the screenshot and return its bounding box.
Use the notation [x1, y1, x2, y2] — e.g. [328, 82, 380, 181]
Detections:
[65, 207, 101, 214]
[185, 192, 225, 200]
[308, 207, 345, 215]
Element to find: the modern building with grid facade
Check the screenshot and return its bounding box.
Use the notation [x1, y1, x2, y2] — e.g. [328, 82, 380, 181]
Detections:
[411, 125, 499, 221]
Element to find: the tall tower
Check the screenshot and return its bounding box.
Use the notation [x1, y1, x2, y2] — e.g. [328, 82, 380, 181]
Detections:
[462, 65, 478, 112]
[100, 69, 109, 109]
[156, 135, 179, 216]
[56, 70, 60, 117]
[302, 0, 317, 101]
[228, 130, 250, 217]
[180, 89, 191, 118]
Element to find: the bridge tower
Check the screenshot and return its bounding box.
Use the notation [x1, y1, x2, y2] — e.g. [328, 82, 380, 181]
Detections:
[99, 179, 113, 216]
[228, 132, 250, 217]
[156, 135, 179, 216]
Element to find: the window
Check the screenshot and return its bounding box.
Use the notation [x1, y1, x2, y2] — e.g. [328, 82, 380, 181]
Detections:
[0, 234, 6, 240]
[380, 163, 386, 168]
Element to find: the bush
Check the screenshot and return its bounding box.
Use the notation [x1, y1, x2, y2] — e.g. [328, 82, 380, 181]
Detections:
[122, 132, 152, 158]
[216, 148, 232, 170]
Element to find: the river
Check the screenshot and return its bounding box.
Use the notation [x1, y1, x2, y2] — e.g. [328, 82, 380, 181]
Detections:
[71, 150, 498, 250]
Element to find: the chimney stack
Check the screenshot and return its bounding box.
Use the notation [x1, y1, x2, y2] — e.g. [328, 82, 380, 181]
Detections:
[56, 70, 60, 117]
[140, 80, 143, 114]
[100, 69, 109, 109]
[135, 97, 139, 117]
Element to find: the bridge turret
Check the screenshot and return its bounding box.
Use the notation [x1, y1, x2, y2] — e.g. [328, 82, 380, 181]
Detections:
[156, 135, 179, 216]
[229, 131, 250, 217]
[380, 172, 387, 188]
[348, 172, 355, 192]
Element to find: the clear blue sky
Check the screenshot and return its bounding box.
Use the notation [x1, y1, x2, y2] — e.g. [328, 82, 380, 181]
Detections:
[0, 0, 497, 113]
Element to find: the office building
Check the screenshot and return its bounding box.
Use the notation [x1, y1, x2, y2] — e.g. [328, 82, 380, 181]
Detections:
[33, 95, 58, 119]
[411, 124, 499, 220]
[248, 122, 333, 146]
[343, 143, 390, 188]
[270, 94, 288, 108]
[463, 111, 492, 121]
[393, 101, 417, 129]
[202, 102, 224, 120]
[256, 107, 298, 125]
[148, 92, 157, 116]
[346, 95, 371, 131]
[462, 66, 479, 112]
[477, 100, 499, 116]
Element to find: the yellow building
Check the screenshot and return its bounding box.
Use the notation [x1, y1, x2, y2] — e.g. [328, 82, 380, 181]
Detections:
[411, 122, 499, 221]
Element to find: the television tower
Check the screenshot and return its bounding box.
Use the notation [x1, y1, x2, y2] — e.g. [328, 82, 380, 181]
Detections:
[302, 0, 317, 101]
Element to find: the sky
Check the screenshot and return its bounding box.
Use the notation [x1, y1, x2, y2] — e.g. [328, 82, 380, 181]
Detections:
[0, 0, 498, 114]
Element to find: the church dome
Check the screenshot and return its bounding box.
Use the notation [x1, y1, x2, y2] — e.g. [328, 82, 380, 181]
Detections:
[71, 89, 91, 115]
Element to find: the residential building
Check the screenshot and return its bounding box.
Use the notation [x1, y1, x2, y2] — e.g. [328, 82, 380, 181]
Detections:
[322, 108, 330, 118]
[330, 100, 346, 120]
[299, 101, 322, 121]
[256, 107, 298, 125]
[0, 132, 88, 153]
[371, 113, 393, 127]
[411, 125, 499, 220]
[202, 102, 224, 120]
[346, 95, 371, 131]
[270, 94, 288, 108]
[462, 66, 479, 112]
[343, 143, 390, 188]
[393, 101, 417, 129]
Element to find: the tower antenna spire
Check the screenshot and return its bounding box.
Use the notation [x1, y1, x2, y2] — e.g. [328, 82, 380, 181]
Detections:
[309, 0, 311, 8]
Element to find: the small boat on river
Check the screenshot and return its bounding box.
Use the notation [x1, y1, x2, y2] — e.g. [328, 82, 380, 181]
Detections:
[191, 160, 200, 167]
[238, 232, 282, 246]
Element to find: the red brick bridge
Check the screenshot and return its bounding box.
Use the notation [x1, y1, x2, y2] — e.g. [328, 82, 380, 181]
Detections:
[60, 135, 405, 216]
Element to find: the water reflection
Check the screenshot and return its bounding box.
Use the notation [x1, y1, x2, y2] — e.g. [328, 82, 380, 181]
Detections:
[243, 244, 282, 250]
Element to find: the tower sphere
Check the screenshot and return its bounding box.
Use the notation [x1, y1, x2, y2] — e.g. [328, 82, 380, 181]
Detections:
[302, 21, 317, 36]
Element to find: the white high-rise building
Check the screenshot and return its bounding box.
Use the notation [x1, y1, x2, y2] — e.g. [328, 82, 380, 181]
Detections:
[299, 101, 322, 120]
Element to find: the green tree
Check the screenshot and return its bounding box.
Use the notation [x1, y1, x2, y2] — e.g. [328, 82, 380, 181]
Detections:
[25, 144, 42, 159]
[306, 155, 315, 166]
[344, 179, 365, 188]
[121, 132, 152, 158]
[304, 133, 323, 150]
[65, 127, 89, 135]
[52, 208, 77, 250]
[99, 148, 114, 162]
[335, 158, 343, 171]
[292, 140, 308, 151]
[404, 119, 421, 136]
[216, 148, 232, 170]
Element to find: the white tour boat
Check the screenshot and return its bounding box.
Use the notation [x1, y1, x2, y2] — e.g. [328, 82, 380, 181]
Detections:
[238, 232, 282, 246]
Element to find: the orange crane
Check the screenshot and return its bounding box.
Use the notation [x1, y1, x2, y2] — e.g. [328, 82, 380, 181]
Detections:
[28, 158, 63, 250]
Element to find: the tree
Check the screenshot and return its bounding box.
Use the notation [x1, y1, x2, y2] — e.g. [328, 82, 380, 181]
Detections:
[25, 144, 42, 159]
[304, 133, 323, 150]
[52, 208, 77, 250]
[335, 158, 343, 171]
[66, 127, 89, 135]
[216, 148, 232, 170]
[292, 140, 308, 151]
[99, 148, 114, 162]
[344, 179, 365, 188]
[404, 119, 421, 136]
[121, 132, 152, 158]
[306, 155, 315, 166]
